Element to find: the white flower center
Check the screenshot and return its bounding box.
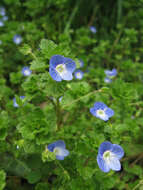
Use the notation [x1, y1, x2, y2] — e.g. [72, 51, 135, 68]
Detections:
[96, 109, 105, 116]
[76, 72, 82, 78]
[103, 150, 119, 170]
[56, 64, 66, 74]
[24, 70, 30, 75]
[103, 150, 111, 159]
[53, 147, 60, 155]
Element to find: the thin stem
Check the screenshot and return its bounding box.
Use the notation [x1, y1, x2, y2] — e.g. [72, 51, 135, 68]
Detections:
[109, 121, 113, 128]
[55, 160, 70, 179]
[130, 101, 143, 106]
[62, 89, 102, 109]
[121, 152, 143, 162]
[117, 0, 123, 24]
[106, 16, 127, 63]
[84, 157, 92, 166]
[107, 29, 123, 61]
[39, 97, 56, 109]
[130, 153, 143, 167]
[133, 179, 143, 190]
[56, 98, 62, 130]
[88, 6, 99, 26]
[64, 0, 80, 33]
[30, 51, 38, 61]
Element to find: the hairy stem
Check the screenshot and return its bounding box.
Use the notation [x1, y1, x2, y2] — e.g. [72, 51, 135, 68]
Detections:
[62, 89, 102, 109]
[56, 98, 62, 130]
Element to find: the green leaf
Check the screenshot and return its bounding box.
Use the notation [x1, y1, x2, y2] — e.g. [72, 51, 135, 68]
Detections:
[0, 170, 6, 190]
[38, 73, 66, 98]
[42, 149, 56, 162]
[30, 60, 48, 71]
[77, 167, 96, 179]
[40, 39, 58, 59]
[20, 44, 32, 55]
[27, 170, 42, 184]
[35, 182, 50, 190]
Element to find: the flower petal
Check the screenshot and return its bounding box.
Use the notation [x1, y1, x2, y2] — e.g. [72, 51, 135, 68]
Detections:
[111, 144, 124, 160]
[105, 108, 114, 118]
[107, 155, 121, 171]
[60, 70, 73, 81]
[104, 77, 112, 83]
[13, 98, 19, 108]
[47, 143, 56, 152]
[49, 55, 64, 69]
[48, 140, 66, 152]
[56, 147, 69, 157]
[54, 140, 66, 149]
[105, 69, 117, 77]
[56, 155, 65, 160]
[98, 141, 113, 156]
[90, 107, 96, 116]
[96, 113, 109, 121]
[49, 67, 62, 81]
[64, 57, 76, 73]
[97, 154, 110, 173]
[95, 110, 109, 121]
[93, 102, 107, 110]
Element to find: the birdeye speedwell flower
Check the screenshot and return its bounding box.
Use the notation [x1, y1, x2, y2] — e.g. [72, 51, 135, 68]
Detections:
[13, 34, 22, 45]
[47, 140, 69, 160]
[74, 69, 84, 80]
[97, 141, 124, 173]
[49, 55, 76, 82]
[104, 77, 112, 83]
[89, 26, 97, 33]
[105, 68, 117, 78]
[90, 102, 114, 121]
[22, 66, 32, 76]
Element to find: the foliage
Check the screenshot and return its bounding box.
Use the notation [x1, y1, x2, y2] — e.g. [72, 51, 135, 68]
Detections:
[0, 0, 143, 189]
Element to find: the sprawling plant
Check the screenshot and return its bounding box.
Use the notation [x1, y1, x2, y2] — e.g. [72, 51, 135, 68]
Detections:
[0, 0, 143, 189]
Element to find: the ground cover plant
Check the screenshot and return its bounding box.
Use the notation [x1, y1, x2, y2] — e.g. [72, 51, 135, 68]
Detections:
[0, 0, 143, 189]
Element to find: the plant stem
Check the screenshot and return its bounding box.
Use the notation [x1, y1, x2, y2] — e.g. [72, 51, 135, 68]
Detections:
[56, 98, 62, 130]
[62, 89, 102, 109]
[133, 179, 143, 190]
[55, 160, 70, 179]
[64, 0, 80, 33]
[30, 50, 38, 61]
[117, 0, 123, 24]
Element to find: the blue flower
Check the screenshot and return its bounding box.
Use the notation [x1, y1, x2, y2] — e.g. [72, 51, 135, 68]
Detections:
[90, 102, 114, 121]
[49, 55, 76, 82]
[74, 69, 84, 80]
[13, 34, 22, 45]
[89, 26, 97, 33]
[97, 141, 124, 173]
[13, 96, 25, 108]
[79, 59, 84, 67]
[105, 69, 117, 78]
[59, 96, 63, 102]
[104, 77, 112, 83]
[47, 140, 69, 160]
[0, 7, 5, 16]
[21, 66, 32, 76]
[0, 20, 4, 27]
[2, 16, 8, 21]
[0, 40, 2, 45]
